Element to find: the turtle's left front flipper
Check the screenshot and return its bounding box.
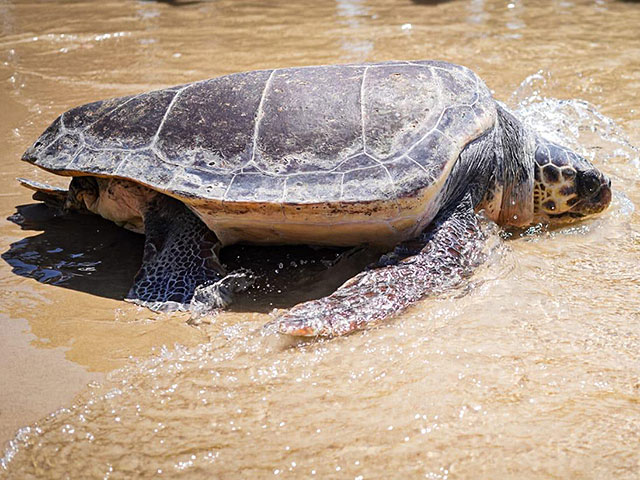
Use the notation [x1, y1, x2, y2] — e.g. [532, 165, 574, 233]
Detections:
[126, 196, 230, 313]
[265, 193, 487, 337]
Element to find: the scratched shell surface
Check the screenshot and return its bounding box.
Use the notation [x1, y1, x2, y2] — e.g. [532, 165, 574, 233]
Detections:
[23, 61, 496, 205]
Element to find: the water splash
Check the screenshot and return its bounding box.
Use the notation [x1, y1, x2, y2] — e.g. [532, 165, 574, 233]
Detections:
[511, 70, 639, 172]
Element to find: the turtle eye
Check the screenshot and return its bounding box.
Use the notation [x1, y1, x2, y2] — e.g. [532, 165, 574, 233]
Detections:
[577, 170, 600, 197]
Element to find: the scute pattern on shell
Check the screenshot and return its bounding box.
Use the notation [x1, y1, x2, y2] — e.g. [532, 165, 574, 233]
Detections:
[23, 61, 496, 206]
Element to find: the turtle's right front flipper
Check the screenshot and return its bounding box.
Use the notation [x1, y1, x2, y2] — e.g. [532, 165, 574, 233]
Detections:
[126, 196, 228, 312]
[265, 192, 488, 336]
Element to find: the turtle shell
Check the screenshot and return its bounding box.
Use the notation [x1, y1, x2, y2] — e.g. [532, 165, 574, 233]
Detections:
[23, 61, 497, 246]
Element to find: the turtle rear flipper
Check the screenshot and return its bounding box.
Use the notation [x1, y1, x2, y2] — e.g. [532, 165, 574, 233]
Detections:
[126, 195, 228, 312]
[265, 192, 487, 336]
[18, 178, 68, 211]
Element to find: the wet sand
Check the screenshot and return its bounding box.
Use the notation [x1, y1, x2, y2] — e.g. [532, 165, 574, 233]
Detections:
[1, 0, 639, 477]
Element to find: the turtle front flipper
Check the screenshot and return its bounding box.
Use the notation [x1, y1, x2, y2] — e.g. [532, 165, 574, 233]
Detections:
[126, 196, 228, 312]
[265, 193, 487, 337]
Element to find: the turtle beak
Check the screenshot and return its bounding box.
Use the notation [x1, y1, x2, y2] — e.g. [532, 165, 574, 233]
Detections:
[592, 176, 612, 213]
[581, 171, 611, 214]
[569, 171, 612, 218]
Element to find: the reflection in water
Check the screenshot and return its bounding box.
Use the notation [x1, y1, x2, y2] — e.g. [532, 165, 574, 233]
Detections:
[219, 244, 377, 312]
[0, 2, 15, 37]
[143, 0, 203, 6]
[2, 203, 377, 311]
[134, 1, 172, 87]
[336, 0, 373, 60]
[504, 0, 525, 36]
[466, 0, 487, 25]
[2, 204, 143, 300]
[412, 0, 454, 4]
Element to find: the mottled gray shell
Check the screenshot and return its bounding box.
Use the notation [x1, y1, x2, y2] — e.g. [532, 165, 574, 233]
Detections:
[23, 61, 496, 206]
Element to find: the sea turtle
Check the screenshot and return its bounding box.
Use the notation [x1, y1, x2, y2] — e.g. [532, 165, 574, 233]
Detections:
[19, 60, 612, 336]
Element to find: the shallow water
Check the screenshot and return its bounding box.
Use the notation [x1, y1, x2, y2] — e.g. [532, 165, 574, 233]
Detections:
[1, 0, 639, 478]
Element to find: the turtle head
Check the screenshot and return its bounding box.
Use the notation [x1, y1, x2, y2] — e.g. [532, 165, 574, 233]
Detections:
[485, 106, 612, 227]
[532, 140, 612, 223]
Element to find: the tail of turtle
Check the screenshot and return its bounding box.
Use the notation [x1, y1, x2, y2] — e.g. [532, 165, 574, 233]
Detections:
[18, 178, 69, 212]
